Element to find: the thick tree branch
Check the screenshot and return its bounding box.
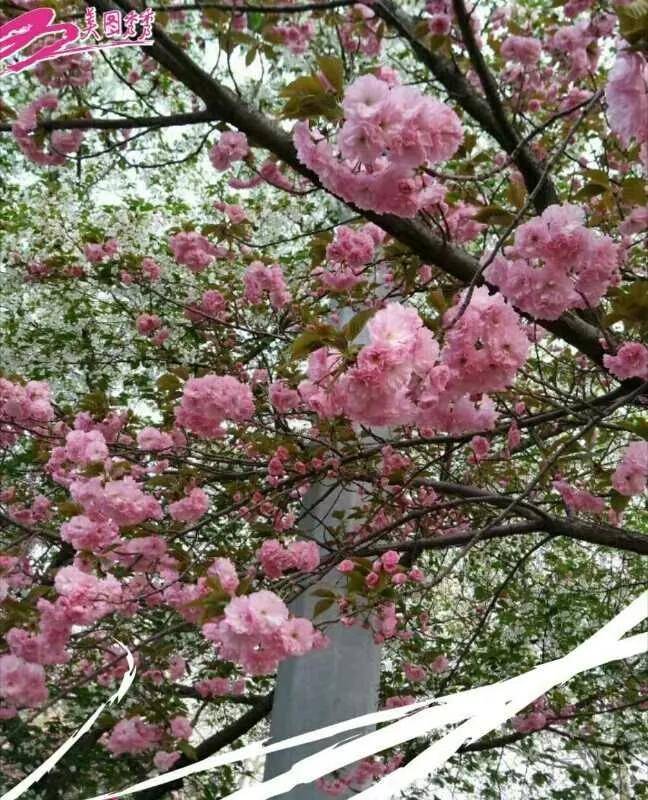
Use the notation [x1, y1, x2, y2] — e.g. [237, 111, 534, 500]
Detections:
[357, 511, 648, 557]
[81, 0, 628, 372]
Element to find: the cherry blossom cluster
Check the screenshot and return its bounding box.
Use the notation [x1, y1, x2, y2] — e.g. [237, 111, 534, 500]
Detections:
[612, 441, 647, 497]
[315, 223, 385, 292]
[603, 342, 648, 381]
[256, 538, 320, 579]
[317, 754, 404, 797]
[0, 377, 54, 447]
[296, 292, 527, 432]
[202, 590, 322, 675]
[84, 238, 120, 263]
[605, 52, 648, 167]
[485, 204, 620, 320]
[209, 130, 249, 171]
[174, 374, 255, 438]
[270, 19, 315, 54]
[12, 94, 84, 166]
[512, 695, 576, 734]
[185, 289, 228, 324]
[339, 3, 382, 56]
[168, 486, 210, 523]
[243, 261, 292, 309]
[294, 73, 463, 217]
[34, 53, 93, 88]
[170, 231, 227, 273]
[194, 676, 245, 698]
[553, 480, 605, 515]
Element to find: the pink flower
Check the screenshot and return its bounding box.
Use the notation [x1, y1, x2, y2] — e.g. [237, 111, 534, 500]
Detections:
[257, 539, 294, 579]
[99, 477, 163, 527]
[501, 35, 542, 66]
[169, 487, 210, 523]
[288, 540, 320, 572]
[169, 232, 222, 273]
[104, 717, 162, 755]
[612, 441, 648, 497]
[34, 53, 93, 88]
[269, 380, 300, 413]
[603, 342, 648, 380]
[384, 695, 416, 709]
[605, 52, 648, 150]
[209, 131, 249, 170]
[0, 654, 48, 708]
[553, 480, 605, 514]
[338, 559, 354, 573]
[243, 262, 291, 309]
[137, 426, 174, 452]
[60, 515, 119, 552]
[430, 654, 449, 673]
[141, 257, 162, 281]
[441, 287, 529, 396]
[153, 751, 181, 771]
[380, 550, 400, 573]
[365, 571, 380, 588]
[169, 716, 192, 740]
[281, 617, 316, 656]
[137, 314, 162, 335]
[167, 656, 186, 680]
[175, 374, 255, 439]
[208, 557, 239, 595]
[403, 662, 426, 682]
[294, 74, 462, 219]
[428, 13, 451, 36]
[470, 435, 490, 462]
[12, 94, 84, 166]
[485, 204, 620, 320]
[64, 429, 108, 464]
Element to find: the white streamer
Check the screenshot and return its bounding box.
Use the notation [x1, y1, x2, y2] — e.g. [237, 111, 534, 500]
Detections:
[3, 592, 646, 800]
[1, 640, 136, 800]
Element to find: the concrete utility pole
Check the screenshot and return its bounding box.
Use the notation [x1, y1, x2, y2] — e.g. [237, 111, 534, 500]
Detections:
[263, 480, 382, 799]
[263, 297, 388, 798]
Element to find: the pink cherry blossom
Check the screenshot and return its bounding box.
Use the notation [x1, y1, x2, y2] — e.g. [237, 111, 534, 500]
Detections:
[603, 343, 648, 380]
[209, 131, 249, 171]
[175, 374, 255, 439]
[137, 426, 174, 451]
[0, 654, 48, 708]
[169, 487, 210, 523]
[612, 441, 648, 497]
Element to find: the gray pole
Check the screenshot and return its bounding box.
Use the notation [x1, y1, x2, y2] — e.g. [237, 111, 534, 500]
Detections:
[263, 480, 382, 798]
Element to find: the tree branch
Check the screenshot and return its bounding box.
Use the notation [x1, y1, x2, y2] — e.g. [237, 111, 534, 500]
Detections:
[86, 0, 610, 369]
[0, 110, 218, 132]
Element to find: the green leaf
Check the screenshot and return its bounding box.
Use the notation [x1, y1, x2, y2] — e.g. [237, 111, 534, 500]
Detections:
[316, 55, 344, 95]
[342, 308, 376, 343]
[574, 183, 608, 201]
[280, 75, 341, 121]
[313, 598, 335, 618]
[311, 588, 338, 598]
[606, 281, 648, 334]
[621, 177, 647, 206]
[178, 741, 198, 760]
[610, 490, 631, 513]
[583, 169, 609, 188]
[473, 205, 516, 226]
[616, 0, 648, 47]
[290, 331, 327, 359]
